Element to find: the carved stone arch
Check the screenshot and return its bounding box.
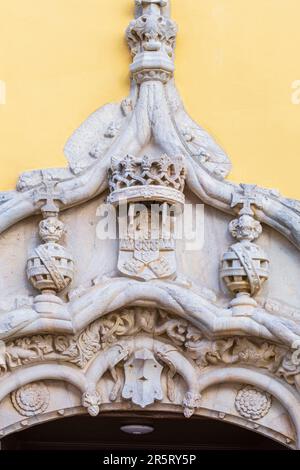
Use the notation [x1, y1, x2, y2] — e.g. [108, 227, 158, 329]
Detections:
[1, 0, 300, 451]
[0, 364, 87, 402]
[198, 366, 300, 448]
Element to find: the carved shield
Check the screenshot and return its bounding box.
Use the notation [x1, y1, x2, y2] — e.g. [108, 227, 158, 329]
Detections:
[118, 238, 176, 280]
[122, 349, 163, 408]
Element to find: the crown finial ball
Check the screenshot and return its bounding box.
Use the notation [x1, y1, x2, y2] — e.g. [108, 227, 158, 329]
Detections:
[27, 243, 74, 295]
[220, 242, 269, 298]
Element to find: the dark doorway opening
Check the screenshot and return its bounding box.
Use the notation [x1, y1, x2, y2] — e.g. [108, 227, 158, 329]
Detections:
[1, 412, 287, 450]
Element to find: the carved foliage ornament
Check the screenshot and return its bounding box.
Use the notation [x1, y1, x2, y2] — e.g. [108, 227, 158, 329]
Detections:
[3, 308, 300, 393]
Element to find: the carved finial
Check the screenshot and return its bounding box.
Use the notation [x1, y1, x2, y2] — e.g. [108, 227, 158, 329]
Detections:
[128, 0, 176, 84]
[221, 186, 269, 316]
[135, 0, 169, 18]
[27, 172, 74, 298]
[34, 174, 65, 217]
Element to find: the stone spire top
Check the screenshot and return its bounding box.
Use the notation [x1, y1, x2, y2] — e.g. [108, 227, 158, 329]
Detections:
[135, 0, 170, 18]
[128, 0, 176, 84]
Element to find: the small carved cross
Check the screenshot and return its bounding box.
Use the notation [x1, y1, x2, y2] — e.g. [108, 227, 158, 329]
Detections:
[231, 184, 263, 216]
[34, 173, 65, 215]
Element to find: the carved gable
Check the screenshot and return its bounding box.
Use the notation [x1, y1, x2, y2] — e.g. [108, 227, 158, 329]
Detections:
[0, 0, 300, 450]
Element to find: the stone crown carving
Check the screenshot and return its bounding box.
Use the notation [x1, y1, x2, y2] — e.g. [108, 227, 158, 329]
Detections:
[126, 12, 177, 57]
[127, 5, 177, 83]
[108, 154, 186, 205]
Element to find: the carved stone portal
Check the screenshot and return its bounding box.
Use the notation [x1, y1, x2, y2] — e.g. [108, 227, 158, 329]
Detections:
[0, 0, 300, 450]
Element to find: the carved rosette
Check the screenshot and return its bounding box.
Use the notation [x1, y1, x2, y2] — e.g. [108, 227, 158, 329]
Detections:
[235, 386, 272, 420]
[11, 382, 50, 417]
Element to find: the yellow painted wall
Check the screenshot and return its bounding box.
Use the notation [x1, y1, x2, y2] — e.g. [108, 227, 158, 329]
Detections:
[0, 0, 299, 198]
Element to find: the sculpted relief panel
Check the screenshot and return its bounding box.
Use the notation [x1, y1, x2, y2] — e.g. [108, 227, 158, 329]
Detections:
[0, 0, 300, 449]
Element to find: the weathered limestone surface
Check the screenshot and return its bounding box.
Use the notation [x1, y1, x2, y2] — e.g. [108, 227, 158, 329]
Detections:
[0, 0, 300, 449]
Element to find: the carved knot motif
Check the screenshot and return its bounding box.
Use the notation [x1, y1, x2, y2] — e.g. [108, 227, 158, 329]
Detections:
[11, 382, 50, 417]
[235, 386, 272, 420]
